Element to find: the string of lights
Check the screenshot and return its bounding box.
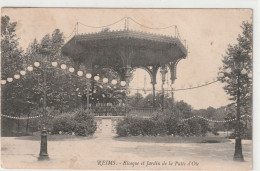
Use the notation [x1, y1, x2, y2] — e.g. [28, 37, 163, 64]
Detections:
[0, 114, 44, 120]
[1, 112, 251, 123]
[129, 80, 219, 92]
[1, 61, 127, 87]
[181, 114, 252, 123]
[1, 60, 220, 92]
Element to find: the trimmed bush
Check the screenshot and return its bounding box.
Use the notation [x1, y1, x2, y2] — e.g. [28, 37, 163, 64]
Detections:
[51, 111, 97, 136]
[74, 112, 97, 136]
[116, 117, 159, 137]
[116, 110, 211, 137]
[52, 114, 76, 135]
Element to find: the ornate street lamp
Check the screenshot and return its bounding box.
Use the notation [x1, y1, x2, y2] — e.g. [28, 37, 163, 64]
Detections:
[219, 54, 250, 162]
[37, 46, 55, 161]
[233, 66, 247, 161]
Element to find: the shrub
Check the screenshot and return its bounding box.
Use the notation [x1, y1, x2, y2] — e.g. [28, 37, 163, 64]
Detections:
[52, 115, 76, 134]
[116, 116, 159, 137]
[51, 111, 97, 136]
[116, 106, 212, 137]
[116, 122, 130, 137]
[74, 112, 97, 136]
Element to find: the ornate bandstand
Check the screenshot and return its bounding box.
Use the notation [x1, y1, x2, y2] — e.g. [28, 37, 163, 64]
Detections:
[62, 20, 187, 108]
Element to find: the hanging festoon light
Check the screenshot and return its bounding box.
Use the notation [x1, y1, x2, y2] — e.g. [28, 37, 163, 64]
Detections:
[86, 73, 92, 79]
[52, 62, 58, 67]
[218, 72, 224, 78]
[61, 64, 67, 70]
[111, 79, 117, 85]
[1, 80, 7, 85]
[77, 71, 83, 76]
[94, 76, 100, 81]
[14, 74, 20, 79]
[7, 77, 13, 82]
[34, 62, 40, 67]
[248, 73, 253, 79]
[225, 77, 229, 81]
[120, 81, 126, 87]
[103, 78, 108, 83]
[226, 68, 232, 74]
[241, 68, 247, 75]
[69, 67, 75, 73]
[20, 71, 26, 76]
[27, 66, 33, 72]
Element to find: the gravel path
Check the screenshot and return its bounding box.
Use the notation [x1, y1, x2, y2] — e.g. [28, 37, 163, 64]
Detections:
[1, 119, 252, 170]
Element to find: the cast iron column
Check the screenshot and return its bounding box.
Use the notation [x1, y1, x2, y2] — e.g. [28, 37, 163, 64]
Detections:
[125, 65, 131, 114]
[38, 125, 49, 160]
[38, 49, 49, 160]
[160, 66, 167, 112]
[152, 83, 156, 107]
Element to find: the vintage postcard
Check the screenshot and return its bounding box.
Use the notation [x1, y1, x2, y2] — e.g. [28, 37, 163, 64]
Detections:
[1, 8, 253, 170]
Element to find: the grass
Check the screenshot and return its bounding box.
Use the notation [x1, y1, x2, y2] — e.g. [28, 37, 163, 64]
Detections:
[113, 135, 231, 143]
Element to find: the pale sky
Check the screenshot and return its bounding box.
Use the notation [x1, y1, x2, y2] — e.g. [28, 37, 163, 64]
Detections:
[2, 8, 252, 109]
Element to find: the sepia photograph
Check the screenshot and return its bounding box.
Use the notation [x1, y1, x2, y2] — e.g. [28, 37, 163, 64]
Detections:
[1, 7, 254, 170]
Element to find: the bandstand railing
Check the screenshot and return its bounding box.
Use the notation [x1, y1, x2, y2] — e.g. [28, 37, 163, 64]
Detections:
[89, 106, 159, 116]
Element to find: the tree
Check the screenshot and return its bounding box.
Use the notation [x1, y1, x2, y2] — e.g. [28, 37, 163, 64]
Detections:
[218, 21, 252, 161]
[1, 15, 25, 135]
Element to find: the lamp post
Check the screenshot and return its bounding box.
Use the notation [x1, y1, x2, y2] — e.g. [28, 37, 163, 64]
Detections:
[37, 47, 51, 161]
[220, 54, 249, 162]
[233, 66, 246, 161]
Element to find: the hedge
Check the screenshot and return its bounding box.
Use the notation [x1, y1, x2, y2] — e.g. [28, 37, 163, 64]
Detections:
[52, 110, 97, 136]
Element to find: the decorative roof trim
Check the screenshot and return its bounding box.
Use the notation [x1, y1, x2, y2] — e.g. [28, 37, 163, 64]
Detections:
[71, 30, 187, 56]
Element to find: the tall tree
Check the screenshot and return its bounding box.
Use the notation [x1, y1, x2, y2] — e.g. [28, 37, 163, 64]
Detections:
[1, 15, 25, 135]
[218, 21, 252, 161]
